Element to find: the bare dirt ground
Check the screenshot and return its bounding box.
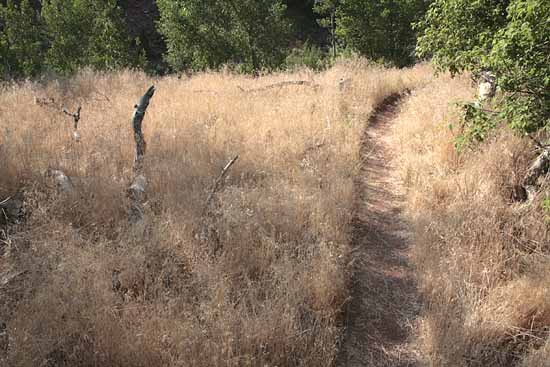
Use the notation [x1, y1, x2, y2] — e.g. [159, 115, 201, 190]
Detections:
[338, 92, 423, 367]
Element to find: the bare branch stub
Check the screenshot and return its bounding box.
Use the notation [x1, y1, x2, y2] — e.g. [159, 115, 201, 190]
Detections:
[62, 105, 81, 130]
[132, 85, 155, 174]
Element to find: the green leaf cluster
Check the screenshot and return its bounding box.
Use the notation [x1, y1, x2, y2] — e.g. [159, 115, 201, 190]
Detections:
[336, 0, 428, 67]
[156, 0, 292, 72]
[0, 0, 46, 79]
[0, 0, 137, 79]
[417, 0, 550, 135]
[42, 0, 134, 74]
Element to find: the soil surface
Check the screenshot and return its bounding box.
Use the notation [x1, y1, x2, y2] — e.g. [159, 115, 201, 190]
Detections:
[338, 92, 423, 367]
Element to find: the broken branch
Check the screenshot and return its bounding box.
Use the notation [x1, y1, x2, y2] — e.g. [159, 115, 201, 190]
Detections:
[132, 85, 155, 174]
[36, 97, 82, 141]
[62, 105, 81, 130]
[238, 80, 313, 93]
[202, 155, 239, 216]
[128, 85, 155, 223]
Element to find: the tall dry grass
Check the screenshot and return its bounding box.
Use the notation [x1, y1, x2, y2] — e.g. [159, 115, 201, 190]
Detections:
[393, 74, 550, 366]
[0, 60, 431, 366]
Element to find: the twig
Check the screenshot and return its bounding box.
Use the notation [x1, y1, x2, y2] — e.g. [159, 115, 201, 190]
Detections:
[0, 197, 11, 207]
[202, 155, 239, 216]
[238, 80, 313, 93]
[189, 89, 220, 95]
[526, 134, 550, 150]
[93, 90, 111, 103]
[36, 97, 83, 140]
[0, 270, 28, 288]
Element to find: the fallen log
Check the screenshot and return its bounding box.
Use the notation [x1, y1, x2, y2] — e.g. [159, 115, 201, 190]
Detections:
[238, 80, 314, 93]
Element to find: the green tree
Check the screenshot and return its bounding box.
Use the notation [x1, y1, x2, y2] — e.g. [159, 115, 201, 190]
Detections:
[0, 0, 46, 79]
[416, 0, 549, 135]
[335, 0, 428, 67]
[157, 0, 292, 72]
[314, 0, 339, 57]
[41, 0, 134, 74]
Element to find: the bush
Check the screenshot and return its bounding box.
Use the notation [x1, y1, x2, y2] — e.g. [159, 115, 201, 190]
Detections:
[285, 42, 329, 71]
[156, 0, 291, 72]
[0, 0, 45, 79]
[42, 0, 134, 74]
[416, 0, 550, 136]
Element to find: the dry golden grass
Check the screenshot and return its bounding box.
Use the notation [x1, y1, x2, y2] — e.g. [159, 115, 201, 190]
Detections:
[0, 60, 431, 366]
[393, 74, 550, 366]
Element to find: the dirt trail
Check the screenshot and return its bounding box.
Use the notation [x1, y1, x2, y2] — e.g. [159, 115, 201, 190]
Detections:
[338, 92, 422, 367]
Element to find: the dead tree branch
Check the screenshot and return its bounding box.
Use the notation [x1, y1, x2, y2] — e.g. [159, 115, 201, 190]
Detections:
[62, 105, 81, 130]
[0, 197, 11, 207]
[128, 85, 155, 223]
[36, 97, 82, 141]
[202, 155, 239, 217]
[132, 85, 155, 174]
[63, 105, 82, 141]
[238, 80, 314, 93]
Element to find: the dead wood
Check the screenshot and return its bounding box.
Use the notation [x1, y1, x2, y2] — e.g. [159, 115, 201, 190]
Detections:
[0, 270, 28, 289]
[521, 147, 550, 200]
[45, 168, 74, 193]
[0, 196, 24, 224]
[238, 80, 314, 93]
[132, 85, 155, 174]
[36, 97, 82, 141]
[202, 155, 239, 217]
[199, 156, 239, 247]
[128, 85, 155, 223]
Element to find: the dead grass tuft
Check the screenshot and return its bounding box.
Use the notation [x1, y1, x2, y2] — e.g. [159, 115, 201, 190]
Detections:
[394, 73, 550, 366]
[0, 60, 432, 366]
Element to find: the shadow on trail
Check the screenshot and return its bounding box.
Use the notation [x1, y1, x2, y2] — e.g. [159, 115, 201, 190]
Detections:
[338, 92, 421, 367]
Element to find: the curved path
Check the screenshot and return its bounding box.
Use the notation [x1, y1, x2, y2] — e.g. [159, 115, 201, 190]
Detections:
[338, 92, 422, 367]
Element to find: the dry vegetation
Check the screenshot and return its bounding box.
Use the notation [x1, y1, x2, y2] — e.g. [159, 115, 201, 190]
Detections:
[0, 60, 431, 366]
[393, 74, 550, 366]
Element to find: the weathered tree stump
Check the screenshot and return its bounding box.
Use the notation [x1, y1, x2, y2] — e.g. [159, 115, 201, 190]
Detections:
[522, 148, 550, 200]
[128, 85, 155, 223]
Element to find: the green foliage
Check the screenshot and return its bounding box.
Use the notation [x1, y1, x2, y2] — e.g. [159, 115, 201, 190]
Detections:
[489, 0, 550, 132]
[157, 0, 292, 72]
[313, 0, 339, 56]
[285, 41, 329, 70]
[417, 0, 550, 137]
[415, 0, 510, 75]
[41, 0, 134, 74]
[454, 102, 498, 150]
[335, 0, 428, 67]
[0, 0, 46, 79]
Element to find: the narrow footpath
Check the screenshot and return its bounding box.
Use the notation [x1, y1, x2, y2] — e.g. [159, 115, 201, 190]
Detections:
[338, 92, 422, 367]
